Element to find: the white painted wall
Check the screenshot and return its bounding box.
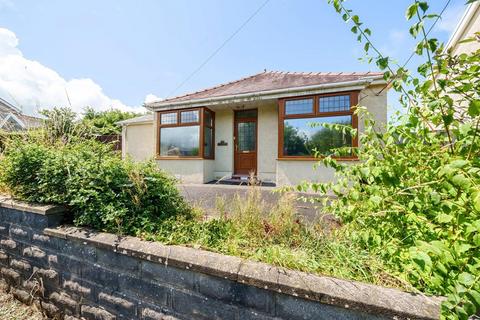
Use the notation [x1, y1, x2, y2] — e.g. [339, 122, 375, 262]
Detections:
[156, 159, 205, 183]
[257, 102, 278, 183]
[213, 109, 234, 179]
[122, 123, 155, 161]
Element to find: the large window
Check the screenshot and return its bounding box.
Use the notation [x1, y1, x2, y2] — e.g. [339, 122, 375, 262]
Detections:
[279, 92, 358, 159]
[157, 107, 215, 159]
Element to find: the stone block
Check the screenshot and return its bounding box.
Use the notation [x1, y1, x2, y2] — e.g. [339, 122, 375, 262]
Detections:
[141, 260, 195, 290]
[0, 222, 9, 236]
[81, 263, 119, 290]
[141, 306, 181, 320]
[49, 291, 79, 314]
[10, 258, 31, 273]
[12, 288, 33, 305]
[96, 247, 140, 273]
[41, 300, 61, 318]
[118, 274, 169, 307]
[62, 274, 96, 301]
[62, 240, 97, 262]
[0, 249, 9, 266]
[171, 288, 238, 320]
[81, 305, 116, 320]
[50, 252, 82, 276]
[9, 225, 30, 240]
[21, 279, 44, 297]
[0, 238, 20, 253]
[274, 292, 386, 320]
[196, 272, 275, 314]
[1, 267, 21, 285]
[98, 291, 137, 317]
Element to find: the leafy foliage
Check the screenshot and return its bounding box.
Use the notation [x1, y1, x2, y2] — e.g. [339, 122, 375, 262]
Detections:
[0, 137, 190, 235]
[305, 0, 480, 318]
[81, 107, 141, 135]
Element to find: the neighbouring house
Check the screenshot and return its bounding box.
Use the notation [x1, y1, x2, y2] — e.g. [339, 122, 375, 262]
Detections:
[119, 71, 388, 186]
[0, 97, 42, 131]
[445, 1, 480, 55]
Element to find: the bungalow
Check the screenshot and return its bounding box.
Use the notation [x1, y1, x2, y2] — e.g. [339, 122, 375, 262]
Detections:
[119, 71, 388, 186]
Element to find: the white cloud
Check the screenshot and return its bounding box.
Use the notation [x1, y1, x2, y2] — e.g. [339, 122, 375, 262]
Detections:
[436, 4, 465, 34]
[0, 27, 142, 116]
[144, 93, 162, 104]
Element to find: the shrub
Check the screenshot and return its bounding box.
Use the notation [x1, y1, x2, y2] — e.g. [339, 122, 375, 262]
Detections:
[0, 138, 190, 235]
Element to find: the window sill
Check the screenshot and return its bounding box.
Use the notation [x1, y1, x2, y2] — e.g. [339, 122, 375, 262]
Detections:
[156, 156, 205, 160]
[277, 157, 359, 161]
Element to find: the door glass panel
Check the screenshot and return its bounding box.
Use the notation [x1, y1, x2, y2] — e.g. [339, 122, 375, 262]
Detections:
[237, 122, 256, 152]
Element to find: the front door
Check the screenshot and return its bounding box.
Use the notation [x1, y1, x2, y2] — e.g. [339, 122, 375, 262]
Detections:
[234, 109, 257, 175]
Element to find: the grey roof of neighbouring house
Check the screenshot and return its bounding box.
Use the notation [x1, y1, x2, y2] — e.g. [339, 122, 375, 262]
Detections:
[116, 114, 153, 126]
[147, 70, 384, 106]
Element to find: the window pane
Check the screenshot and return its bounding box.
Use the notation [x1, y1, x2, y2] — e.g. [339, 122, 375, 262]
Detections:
[285, 99, 313, 115]
[319, 95, 350, 112]
[235, 109, 257, 119]
[238, 122, 256, 151]
[180, 110, 199, 123]
[204, 127, 213, 157]
[161, 113, 177, 125]
[160, 126, 199, 156]
[204, 110, 213, 127]
[283, 115, 352, 156]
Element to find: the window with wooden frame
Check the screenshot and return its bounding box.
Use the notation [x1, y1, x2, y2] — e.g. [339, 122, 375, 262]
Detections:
[278, 91, 359, 159]
[156, 107, 215, 159]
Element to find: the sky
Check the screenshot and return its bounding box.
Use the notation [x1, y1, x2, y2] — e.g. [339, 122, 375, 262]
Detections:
[0, 0, 467, 117]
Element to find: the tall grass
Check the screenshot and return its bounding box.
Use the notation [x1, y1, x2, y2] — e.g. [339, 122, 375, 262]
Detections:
[148, 185, 403, 289]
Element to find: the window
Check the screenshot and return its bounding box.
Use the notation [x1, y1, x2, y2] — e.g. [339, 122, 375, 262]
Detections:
[279, 92, 358, 159]
[157, 107, 215, 159]
[203, 109, 214, 158]
[285, 98, 313, 115]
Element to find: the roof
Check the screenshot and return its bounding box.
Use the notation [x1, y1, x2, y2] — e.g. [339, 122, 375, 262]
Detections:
[149, 70, 384, 106]
[116, 114, 153, 126]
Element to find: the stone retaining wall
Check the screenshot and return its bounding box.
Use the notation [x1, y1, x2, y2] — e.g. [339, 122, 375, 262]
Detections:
[0, 197, 442, 320]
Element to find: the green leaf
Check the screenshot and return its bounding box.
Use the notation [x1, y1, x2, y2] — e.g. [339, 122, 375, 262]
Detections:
[472, 192, 480, 212]
[451, 174, 471, 190]
[450, 160, 469, 169]
[458, 272, 475, 286]
[418, 2, 429, 12]
[437, 213, 453, 224]
[468, 100, 480, 117]
[468, 290, 480, 308]
[405, 3, 418, 20]
[411, 251, 432, 270]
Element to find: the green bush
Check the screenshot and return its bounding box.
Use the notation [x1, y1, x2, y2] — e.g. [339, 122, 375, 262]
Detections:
[0, 139, 190, 235]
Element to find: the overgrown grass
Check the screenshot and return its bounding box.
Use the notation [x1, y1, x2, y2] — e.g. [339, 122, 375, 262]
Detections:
[144, 186, 405, 290]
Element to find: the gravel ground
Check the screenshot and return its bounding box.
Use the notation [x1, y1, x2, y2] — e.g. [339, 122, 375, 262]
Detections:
[0, 289, 45, 320]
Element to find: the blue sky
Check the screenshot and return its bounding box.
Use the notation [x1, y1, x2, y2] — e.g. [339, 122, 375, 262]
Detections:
[0, 0, 467, 116]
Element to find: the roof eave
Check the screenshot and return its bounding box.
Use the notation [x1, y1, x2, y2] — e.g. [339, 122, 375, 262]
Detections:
[146, 76, 386, 111]
[444, 2, 480, 52]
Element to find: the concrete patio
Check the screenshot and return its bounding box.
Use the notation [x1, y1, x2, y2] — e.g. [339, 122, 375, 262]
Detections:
[178, 183, 330, 223]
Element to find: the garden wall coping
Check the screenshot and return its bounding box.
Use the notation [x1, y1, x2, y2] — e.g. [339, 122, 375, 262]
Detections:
[1, 196, 443, 319]
[0, 195, 66, 216]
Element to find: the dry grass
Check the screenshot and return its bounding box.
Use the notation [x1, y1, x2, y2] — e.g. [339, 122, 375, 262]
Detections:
[0, 289, 45, 320]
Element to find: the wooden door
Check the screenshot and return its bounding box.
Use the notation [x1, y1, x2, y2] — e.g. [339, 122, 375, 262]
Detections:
[234, 109, 257, 175]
